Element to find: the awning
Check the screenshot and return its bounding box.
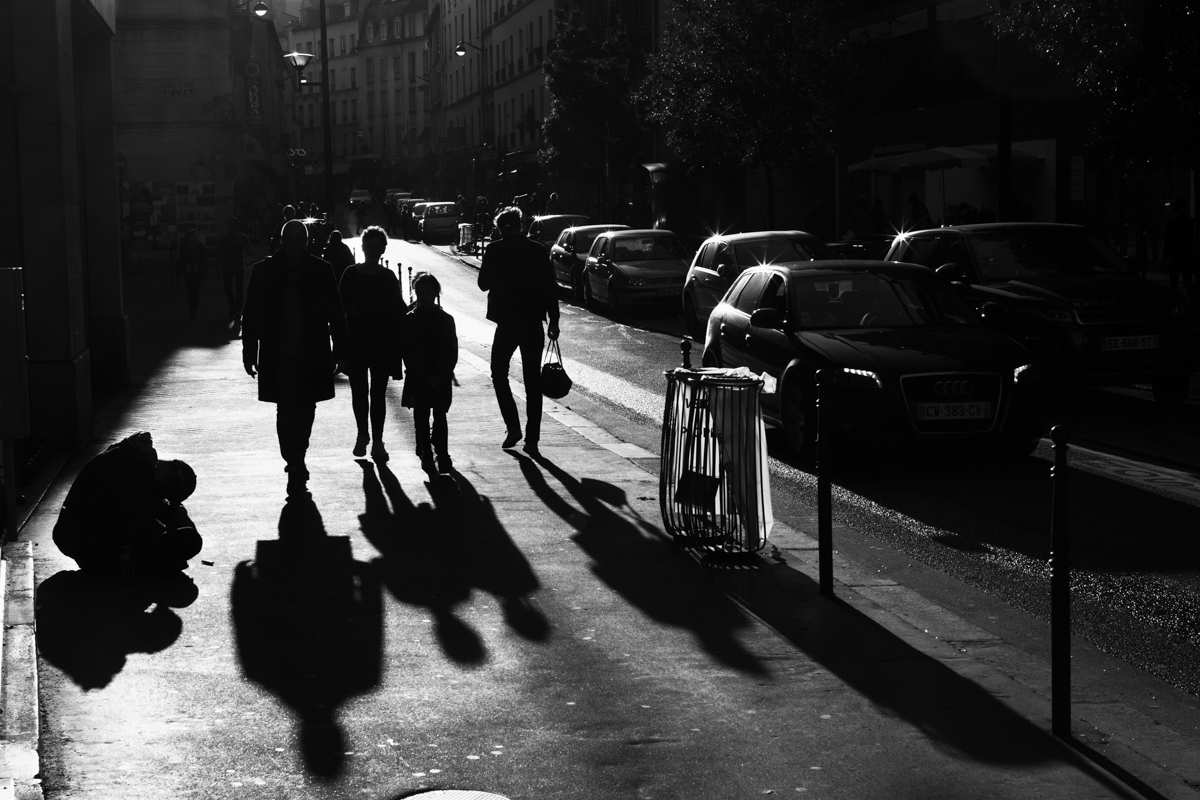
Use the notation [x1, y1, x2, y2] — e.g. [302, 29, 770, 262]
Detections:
[848, 146, 1043, 173]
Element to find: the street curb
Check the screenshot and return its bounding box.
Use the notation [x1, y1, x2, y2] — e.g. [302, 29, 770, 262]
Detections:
[0, 542, 41, 800]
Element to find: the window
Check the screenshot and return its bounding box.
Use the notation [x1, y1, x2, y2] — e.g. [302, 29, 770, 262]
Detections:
[350, 33, 356, 50]
[351, 98, 358, 122]
[408, 87, 416, 113]
[342, 99, 348, 123]
[328, 38, 334, 57]
[379, 21, 386, 41]
[330, 70, 336, 90]
[395, 88, 402, 114]
[394, 56, 402, 80]
[380, 89, 387, 115]
[367, 92, 374, 116]
[380, 57, 387, 83]
[340, 35, 346, 55]
[350, 67, 356, 87]
[731, 272, 771, 314]
[366, 58, 374, 84]
[394, 18, 402, 38]
[366, 24, 374, 43]
[307, 105, 314, 127]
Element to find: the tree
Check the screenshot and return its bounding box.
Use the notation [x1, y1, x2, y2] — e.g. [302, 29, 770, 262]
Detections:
[540, 11, 643, 206]
[989, 0, 1200, 167]
[636, 0, 850, 227]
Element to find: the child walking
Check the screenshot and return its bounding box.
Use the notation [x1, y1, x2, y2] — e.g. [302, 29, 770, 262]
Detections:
[401, 273, 458, 473]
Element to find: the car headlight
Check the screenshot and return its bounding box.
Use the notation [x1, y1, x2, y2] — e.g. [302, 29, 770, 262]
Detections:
[626, 276, 646, 287]
[842, 367, 882, 388]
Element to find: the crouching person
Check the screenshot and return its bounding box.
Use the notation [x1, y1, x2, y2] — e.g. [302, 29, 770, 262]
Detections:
[53, 432, 201, 580]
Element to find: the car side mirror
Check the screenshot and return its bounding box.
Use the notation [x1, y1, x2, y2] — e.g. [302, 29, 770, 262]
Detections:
[750, 307, 784, 330]
[980, 301, 1005, 323]
[564, 244, 575, 254]
[936, 262, 965, 282]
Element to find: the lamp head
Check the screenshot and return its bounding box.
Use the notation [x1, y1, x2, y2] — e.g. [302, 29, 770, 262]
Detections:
[253, 1, 268, 17]
[455, 41, 466, 57]
[285, 51, 314, 70]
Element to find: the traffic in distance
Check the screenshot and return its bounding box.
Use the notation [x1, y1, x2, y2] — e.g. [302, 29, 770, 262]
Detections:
[348, 187, 1199, 463]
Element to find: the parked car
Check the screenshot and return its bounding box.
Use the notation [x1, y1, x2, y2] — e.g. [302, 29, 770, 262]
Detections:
[825, 233, 896, 260]
[582, 229, 692, 315]
[886, 223, 1200, 404]
[703, 260, 1048, 461]
[683, 230, 835, 339]
[419, 202, 461, 244]
[349, 189, 374, 209]
[527, 214, 590, 250]
[550, 224, 630, 304]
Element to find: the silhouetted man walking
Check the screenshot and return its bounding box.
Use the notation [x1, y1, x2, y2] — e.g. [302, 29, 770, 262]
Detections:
[242, 219, 347, 499]
[477, 206, 559, 455]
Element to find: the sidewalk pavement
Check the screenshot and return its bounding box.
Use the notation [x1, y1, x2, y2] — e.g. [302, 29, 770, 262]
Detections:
[1, 273, 1198, 799]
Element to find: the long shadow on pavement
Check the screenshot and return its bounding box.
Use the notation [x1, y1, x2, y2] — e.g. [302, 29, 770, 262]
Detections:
[35, 569, 198, 690]
[517, 452, 1139, 792]
[230, 497, 383, 780]
[357, 460, 548, 666]
[510, 450, 766, 676]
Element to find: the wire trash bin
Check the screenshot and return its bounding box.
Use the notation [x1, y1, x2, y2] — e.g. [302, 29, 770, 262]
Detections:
[457, 222, 475, 251]
[660, 367, 774, 552]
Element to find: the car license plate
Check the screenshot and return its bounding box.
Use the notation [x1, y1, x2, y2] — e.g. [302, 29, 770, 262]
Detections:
[656, 288, 677, 296]
[915, 401, 992, 421]
[1101, 334, 1159, 351]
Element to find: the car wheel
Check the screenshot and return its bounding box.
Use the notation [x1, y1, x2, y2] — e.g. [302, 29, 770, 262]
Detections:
[608, 281, 624, 316]
[781, 380, 816, 464]
[583, 276, 599, 311]
[1152, 374, 1189, 406]
[571, 268, 586, 306]
[683, 295, 705, 341]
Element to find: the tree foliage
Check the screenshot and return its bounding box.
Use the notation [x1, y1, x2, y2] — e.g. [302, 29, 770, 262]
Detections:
[636, 0, 848, 176]
[990, 0, 1200, 165]
[540, 11, 643, 182]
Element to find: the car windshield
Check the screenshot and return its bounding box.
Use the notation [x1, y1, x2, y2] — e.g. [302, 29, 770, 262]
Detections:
[426, 204, 457, 217]
[790, 272, 977, 329]
[611, 235, 685, 262]
[734, 237, 834, 266]
[968, 228, 1131, 281]
[539, 217, 586, 240]
[575, 229, 611, 252]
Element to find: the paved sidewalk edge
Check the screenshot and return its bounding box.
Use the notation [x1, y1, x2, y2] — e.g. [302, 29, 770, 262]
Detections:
[1, 542, 41, 800]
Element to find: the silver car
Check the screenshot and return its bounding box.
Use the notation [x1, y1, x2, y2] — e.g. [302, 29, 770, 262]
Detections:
[582, 229, 691, 315]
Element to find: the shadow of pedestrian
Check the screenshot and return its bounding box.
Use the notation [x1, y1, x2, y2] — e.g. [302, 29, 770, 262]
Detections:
[230, 497, 382, 780]
[35, 569, 197, 690]
[510, 451, 765, 676]
[357, 460, 548, 667]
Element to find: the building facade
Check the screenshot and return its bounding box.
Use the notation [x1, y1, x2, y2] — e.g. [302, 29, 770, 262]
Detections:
[3, 0, 123, 455]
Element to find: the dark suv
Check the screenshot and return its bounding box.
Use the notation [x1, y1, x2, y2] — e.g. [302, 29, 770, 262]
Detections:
[886, 223, 1199, 404]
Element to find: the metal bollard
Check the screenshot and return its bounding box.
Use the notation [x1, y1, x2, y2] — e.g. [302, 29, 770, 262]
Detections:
[815, 369, 833, 597]
[407, 265, 413, 304]
[1050, 424, 1071, 737]
[681, 337, 692, 369]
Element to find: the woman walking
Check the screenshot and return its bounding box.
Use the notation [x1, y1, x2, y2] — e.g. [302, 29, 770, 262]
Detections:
[339, 226, 407, 460]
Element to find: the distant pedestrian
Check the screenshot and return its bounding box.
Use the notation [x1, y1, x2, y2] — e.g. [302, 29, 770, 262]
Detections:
[1163, 199, 1195, 300]
[477, 206, 560, 455]
[545, 192, 560, 215]
[323, 230, 355, 275]
[241, 219, 347, 500]
[218, 217, 253, 322]
[401, 273, 458, 473]
[339, 226, 407, 461]
[52, 431, 200, 580]
[178, 230, 207, 319]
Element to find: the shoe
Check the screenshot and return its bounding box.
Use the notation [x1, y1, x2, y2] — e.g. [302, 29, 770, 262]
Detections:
[435, 453, 453, 473]
[371, 442, 389, 463]
[522, 442, 540, 457]
[501, 430, 521, 449]
[286, 475, 310, 500]
[420, 454, 436, 473]
[353, 433, 369, 457]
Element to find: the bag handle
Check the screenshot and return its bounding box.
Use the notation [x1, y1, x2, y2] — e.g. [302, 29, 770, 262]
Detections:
[544, 338, 563, 366]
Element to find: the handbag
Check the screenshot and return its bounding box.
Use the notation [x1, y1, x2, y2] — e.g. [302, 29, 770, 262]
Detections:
[540, 338, 573, 399]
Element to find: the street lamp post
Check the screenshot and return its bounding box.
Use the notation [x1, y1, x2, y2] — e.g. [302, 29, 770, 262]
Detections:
[281, 6, 334, 222]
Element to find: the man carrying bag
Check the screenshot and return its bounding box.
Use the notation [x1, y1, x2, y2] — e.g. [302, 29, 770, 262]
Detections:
[477, 206, 560, 456]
